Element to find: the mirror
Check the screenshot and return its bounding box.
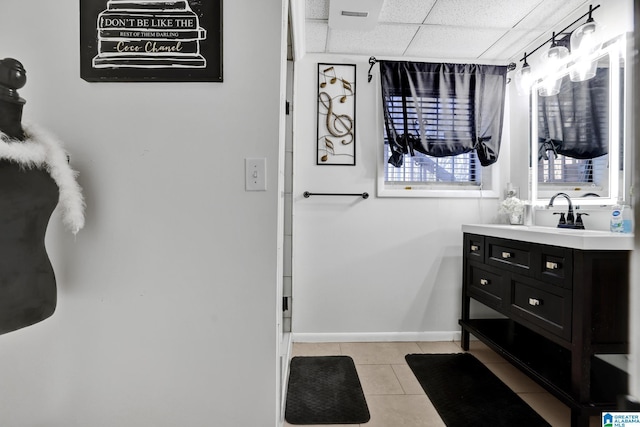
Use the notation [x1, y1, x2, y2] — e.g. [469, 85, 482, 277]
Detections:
[530, 33, 631, 206]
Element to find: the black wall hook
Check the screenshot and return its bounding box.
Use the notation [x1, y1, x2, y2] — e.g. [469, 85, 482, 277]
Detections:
[367, 56, 377, 83]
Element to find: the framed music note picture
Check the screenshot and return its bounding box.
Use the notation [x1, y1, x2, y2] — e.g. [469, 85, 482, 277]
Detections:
[317, 63, 356, 165]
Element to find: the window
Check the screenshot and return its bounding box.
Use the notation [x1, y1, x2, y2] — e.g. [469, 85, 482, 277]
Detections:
[377, 61, 506, 197]
[383, 94, 481, 187]
[384, 145, 481, 184]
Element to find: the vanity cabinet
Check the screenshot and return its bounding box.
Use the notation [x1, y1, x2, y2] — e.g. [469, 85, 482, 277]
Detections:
[460, 232, 630, 427]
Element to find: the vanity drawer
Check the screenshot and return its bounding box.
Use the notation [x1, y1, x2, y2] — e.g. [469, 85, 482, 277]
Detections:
[467, 264, 505, 310]
[510, 276, 572, 341]
[486, 237, 532, 275]
[464, 234, 484, 261]
[539, 247, 573, 289]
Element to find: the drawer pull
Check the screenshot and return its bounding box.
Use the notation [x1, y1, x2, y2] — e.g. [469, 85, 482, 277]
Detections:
[501, 251, 512, 259]
[528, 298, 541, 306]
[470, 245, 479, 252]
[546, 261, 559, 270]
[480, 278, 490, 286]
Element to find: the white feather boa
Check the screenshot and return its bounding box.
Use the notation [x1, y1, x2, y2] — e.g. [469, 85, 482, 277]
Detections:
[0, 123, 85, 234]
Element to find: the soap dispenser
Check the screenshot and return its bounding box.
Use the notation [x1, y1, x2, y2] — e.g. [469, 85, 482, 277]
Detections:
[610, 204, 623, 232]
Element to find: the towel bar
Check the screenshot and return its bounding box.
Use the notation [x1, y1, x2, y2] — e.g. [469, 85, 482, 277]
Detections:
[303, 191, 369, 199]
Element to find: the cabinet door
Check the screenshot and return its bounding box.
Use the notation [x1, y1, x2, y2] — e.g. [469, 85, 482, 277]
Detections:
[463, 233, 484, 262]
[486, 237, 532, 276]
[538, 245, 573, 289]
[467, 263, 506, 311]
[510, 274, 572, 341]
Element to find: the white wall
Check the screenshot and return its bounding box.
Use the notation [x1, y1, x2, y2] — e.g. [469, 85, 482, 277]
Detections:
[0, 1, 286, 426]
[292, 54, 510, 341]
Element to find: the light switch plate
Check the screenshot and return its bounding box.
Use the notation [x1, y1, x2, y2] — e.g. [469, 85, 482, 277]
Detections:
[245, 158, 266, 191]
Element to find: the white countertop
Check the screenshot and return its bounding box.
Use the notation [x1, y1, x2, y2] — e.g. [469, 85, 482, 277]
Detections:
[462, 224, 634, 251]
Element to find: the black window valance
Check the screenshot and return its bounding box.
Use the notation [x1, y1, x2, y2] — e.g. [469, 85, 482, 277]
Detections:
[380, 61, 507, 167]
[537, 67, 609, 161]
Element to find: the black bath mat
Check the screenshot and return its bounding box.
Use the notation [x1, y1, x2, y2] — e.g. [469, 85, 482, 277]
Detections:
[405, 353, 550, 427]
[285, 355, 370, 425]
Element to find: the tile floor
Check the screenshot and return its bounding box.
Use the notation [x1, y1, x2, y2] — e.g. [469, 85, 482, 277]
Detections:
[285, 340, 602, 427]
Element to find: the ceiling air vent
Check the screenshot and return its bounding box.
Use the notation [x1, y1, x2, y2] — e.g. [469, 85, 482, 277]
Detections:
[328, 0, 383, 30]
[341, 11, 368, 18]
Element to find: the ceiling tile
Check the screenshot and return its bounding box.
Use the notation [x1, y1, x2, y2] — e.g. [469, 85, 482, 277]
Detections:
[327, 24, 420, 56]
[305, 21, 329, 52]
[480, 29, 542, 61]
[378, 0, 437, 24]
[424, 0, 541, 29]
[405, 25, 507, 59]
[306, 0, 330, 19]
[296, 0, 603, 63]
[515, 0, 590, 30]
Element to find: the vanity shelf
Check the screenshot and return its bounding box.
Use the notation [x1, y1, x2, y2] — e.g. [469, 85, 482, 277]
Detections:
[460, 227, 630, 427]
[461, 319, 627, 415]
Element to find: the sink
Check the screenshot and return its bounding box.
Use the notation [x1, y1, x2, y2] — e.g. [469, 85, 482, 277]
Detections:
[550, 229, 614, 236]
[461, 224, 633, 250]
[525, 226, 615, 236]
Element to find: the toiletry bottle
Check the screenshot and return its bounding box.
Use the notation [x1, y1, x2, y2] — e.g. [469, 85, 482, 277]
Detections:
[610, 204, 623, 232]
[622, 205, 633, 233]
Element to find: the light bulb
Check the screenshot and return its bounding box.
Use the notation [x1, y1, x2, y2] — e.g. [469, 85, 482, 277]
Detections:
[538, 43, 568, 96]
[569, 19, 601, 82]
[570, 57, 597, 82]
[539, 77, 562, 97]
[571, 20, 601, 55]
[515, 64, 533, 95]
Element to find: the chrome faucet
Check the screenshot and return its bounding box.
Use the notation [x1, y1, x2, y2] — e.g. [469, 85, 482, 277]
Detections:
[549, 192, 574, 225]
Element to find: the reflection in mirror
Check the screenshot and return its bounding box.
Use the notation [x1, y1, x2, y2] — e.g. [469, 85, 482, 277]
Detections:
[530, 34, 629, 206]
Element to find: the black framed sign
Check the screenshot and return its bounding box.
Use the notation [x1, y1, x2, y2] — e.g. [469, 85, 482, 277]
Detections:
[80, 0, 222, 82]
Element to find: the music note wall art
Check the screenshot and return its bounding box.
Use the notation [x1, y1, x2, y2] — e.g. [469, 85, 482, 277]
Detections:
[317, 63, 356, 165]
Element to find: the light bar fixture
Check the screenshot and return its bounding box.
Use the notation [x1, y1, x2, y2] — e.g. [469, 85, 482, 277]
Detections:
[514, 4, 601, 95]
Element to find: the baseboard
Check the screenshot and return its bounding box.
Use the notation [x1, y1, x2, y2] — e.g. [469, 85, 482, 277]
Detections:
[292, 331, 462, 343]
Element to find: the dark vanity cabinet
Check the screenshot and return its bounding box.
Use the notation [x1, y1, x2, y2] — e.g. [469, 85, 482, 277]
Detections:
[460, 232, 630, 427]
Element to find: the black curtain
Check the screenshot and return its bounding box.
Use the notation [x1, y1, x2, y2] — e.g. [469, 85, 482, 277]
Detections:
[537, 67, 609, 160]
[380, 61, 507, 167]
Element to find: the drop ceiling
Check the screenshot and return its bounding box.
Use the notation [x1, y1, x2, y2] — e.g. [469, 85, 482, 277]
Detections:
[298, 0, 594, 63]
